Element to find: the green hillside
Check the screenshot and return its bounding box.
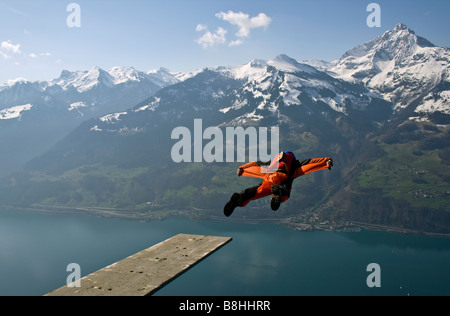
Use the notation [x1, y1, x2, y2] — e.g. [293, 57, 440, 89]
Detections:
[324, 121, 450, 233]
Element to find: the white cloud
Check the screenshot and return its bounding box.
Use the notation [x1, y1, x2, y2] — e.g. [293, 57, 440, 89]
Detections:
[196, 27, 227, 49]
[0, 40, 53, 63]
[196, 24, 208, 32]
[196, 11, 271, 49]
[229, 39, 244, 47]
[26, 52, 52, 59]
[216, 11, 272, 38]
[0, 50, 11, 59]
[1, 40, 21, 54]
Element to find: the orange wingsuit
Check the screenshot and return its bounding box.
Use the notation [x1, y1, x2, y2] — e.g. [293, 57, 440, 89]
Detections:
[224, 152, 333, 217]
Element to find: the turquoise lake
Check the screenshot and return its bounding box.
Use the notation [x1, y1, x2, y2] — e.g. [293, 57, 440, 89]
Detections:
[0, 207, 449, 296]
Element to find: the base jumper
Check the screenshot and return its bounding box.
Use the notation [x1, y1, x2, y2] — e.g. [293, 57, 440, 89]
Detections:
[224, 152, 333, 217]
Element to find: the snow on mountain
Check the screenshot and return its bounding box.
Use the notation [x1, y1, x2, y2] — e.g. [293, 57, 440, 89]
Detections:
[109, 67, 143, 85]
[100, 112, 128, 123]
[301, 59, 335, 72]
[6, 77, 29, 86]
[267, 54, 319, 74]
[109, 66, 185, 87]
[72, 67, 115, 93]
[416, 90, 450, 115]
[0, 80, 47, 110]
[68, 102, 88, 117]
[329, 23, 450, 114]
[0, 66, 183, 120]
[220, 54, 375, 116]
[50, 66, 116, 93]
[227, 54, 318, 81]
[0, 104, 33, 120]
[50, 70, 86, 91]
[146, 67, 185, 86]
[134, 97, 161, 113]
[49, 66, 180, 93]
[93, 54, 390, 135]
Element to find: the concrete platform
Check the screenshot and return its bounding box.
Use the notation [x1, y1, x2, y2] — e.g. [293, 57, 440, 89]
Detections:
[45, 234, 232, 296]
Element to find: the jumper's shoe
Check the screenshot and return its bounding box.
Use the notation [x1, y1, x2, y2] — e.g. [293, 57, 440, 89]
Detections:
[224, 193, 241, 217]
[271, 185, 282, 211]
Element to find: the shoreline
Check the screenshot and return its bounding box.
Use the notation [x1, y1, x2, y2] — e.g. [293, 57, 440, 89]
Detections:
[2, 204, 450, 238]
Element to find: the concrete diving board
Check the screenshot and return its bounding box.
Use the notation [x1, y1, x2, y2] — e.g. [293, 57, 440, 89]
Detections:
[45, 233, 232, 296]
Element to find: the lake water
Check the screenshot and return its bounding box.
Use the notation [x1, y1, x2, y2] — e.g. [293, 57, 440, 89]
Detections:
[0, 207, 449, 296]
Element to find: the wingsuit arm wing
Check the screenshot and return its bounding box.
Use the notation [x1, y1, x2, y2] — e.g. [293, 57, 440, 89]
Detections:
[292, 157, 333, 179]
[239, 157, 332, 179]
[238, 160, 271, 179]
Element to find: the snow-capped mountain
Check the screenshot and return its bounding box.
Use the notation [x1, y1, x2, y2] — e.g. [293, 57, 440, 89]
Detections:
[0, 66, 182, 176]
[224, 54, 380, 116]
[146, 67, 189, 86]
[51, 66, 184, 93]
[329, 23, 450, 116]
[93, 54, 391, 136]
[51, 67, 115, 93]
[0, 66, 182, 118]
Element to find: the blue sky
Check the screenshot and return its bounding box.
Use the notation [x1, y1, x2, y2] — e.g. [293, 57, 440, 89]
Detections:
[0, 0, 449, 84]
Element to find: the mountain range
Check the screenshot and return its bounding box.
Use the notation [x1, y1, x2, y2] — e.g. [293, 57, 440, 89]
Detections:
[0, 66, 183, 176]
[1, 24, 449, 234]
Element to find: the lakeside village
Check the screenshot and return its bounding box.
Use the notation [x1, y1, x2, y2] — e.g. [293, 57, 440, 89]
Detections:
[19, 201, 355, 232]
[6, 200, 448, 237]
[20, 202, 401, 235]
